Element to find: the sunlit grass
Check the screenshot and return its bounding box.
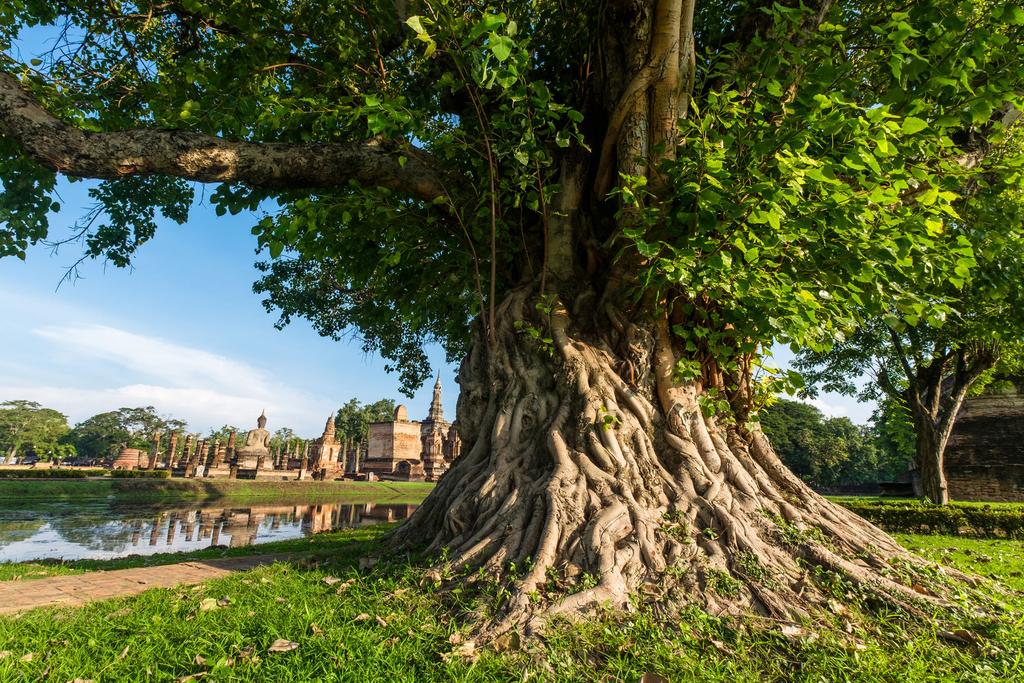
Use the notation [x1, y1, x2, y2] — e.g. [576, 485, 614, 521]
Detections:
[1, 527, 1022, 681]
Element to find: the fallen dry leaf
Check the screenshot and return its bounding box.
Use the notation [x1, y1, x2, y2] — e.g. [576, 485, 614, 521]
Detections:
[448, 632, 464, 645]
[310, 623, 324, 636]
[194, 655, 206, 666]
[274, 597, 286, 604]
[441, 640, 478, 664]
[709, 639, 733, 656]
[118, 644, 130, 660]
[939, 629, 980, 646]
[359, 556, 379, 570]
[826, 599, 848, 616]
[911, 584, 936, 596]
[199, 598, 219, 612]
[20, 653, 33, 663]
[68, 679, 94, 683]
[335, 579, 355, 594]
[323, 576, 342, 586]
[375, 615, 388, 627]
[0, 651, 9, 659]
[354, 613, 370, 622]
[175, 673, 207, 682]
[639, 674, 669, 683]
[779, 624, 819, 643]
[267, 639, 299, 654]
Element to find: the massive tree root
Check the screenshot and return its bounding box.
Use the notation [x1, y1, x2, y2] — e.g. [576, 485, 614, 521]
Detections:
[390, 286, 969, 636]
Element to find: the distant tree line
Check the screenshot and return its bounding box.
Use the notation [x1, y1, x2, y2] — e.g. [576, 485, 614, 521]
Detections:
[0, 397, 401, 464]
[757, 399, 909, 490]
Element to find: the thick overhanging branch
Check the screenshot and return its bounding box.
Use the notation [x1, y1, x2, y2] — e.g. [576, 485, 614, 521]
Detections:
[0, 72, 449, 201]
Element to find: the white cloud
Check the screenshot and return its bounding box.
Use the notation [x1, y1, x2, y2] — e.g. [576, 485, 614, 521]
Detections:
[0, 324, 337, 435]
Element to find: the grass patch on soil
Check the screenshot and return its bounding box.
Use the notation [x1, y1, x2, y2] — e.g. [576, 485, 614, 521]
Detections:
[0, 478, 434, 504]
[1, 529, 1023, 681]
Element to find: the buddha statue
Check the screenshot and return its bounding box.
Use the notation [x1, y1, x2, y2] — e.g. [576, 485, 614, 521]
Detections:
[236, 410, 271, 469]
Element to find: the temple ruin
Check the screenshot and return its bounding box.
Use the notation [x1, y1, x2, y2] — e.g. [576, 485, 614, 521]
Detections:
[111, 381, 460, 482]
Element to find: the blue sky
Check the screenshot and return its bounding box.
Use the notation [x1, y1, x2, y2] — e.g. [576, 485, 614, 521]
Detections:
[0, 21, 872, 435]
[0, 178, 459, 436]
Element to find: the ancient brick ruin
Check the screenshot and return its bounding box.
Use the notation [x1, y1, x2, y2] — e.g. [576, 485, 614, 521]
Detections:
[361, 375, 461, 482]
[945, 378, 1024, 502]
[111, 382, 461, 482]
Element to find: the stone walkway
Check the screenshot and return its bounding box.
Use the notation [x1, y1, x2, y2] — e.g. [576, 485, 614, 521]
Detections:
[0, 555, 286, 616]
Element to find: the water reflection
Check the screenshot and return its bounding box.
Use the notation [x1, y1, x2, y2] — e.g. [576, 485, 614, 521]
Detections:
[0, 501, 417, 563]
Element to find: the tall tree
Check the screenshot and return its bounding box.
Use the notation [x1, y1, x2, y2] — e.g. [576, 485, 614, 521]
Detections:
[335, 398, 397, 453]
[67, 407, 186, 461]
[0, 400, 69, 463]
[758, 398, 904, 489]
[796, 128, 1024, 504]
[2, 1, 1023, 631]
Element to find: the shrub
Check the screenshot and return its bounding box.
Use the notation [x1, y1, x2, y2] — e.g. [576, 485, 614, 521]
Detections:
[0, 468, 104, 479]
[109, 469, 171, 479]
[839, 499, 1024, 538]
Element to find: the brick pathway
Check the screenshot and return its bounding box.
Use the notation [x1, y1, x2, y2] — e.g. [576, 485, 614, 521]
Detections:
[0, 555, 286, 616]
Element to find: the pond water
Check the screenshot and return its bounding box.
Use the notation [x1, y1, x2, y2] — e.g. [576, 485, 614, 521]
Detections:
[0, 499, 418, 563]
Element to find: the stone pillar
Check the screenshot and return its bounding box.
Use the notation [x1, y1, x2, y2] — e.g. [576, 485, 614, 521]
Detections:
[179, 435, 194, 469]
[256, 451, 265, 472]
[148, 431, 162, 469]
[165, 431, 178, 469]
[226, 430, 237, 465]
[210, 439, 222, 468]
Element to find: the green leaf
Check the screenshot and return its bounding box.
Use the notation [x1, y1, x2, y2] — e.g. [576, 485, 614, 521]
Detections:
[468, 13, 507, 43]
[901, 117, 927, 135]
[489, 34, 514, 62]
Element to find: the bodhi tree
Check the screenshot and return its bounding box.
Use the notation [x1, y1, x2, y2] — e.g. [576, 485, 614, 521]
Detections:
[2, 0, 1023, 633]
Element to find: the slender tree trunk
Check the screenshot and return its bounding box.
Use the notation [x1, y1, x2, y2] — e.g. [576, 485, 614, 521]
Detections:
[913, 417, 949, 505]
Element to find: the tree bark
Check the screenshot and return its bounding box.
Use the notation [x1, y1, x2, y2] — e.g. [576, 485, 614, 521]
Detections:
[0, 72, 448, 201]
[913, 418, 949, 505]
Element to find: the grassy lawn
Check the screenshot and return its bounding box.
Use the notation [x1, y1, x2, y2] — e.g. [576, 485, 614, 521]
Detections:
[0, 478, 434, 504]
[895, 534, 1024, 593]
[0, 528, 1022, 681]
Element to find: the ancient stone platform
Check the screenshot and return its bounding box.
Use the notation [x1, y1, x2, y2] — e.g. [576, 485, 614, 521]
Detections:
[0, 555, 285, 616]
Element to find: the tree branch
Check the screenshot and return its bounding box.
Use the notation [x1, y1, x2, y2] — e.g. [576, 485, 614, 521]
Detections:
[0, 72, 449, 201]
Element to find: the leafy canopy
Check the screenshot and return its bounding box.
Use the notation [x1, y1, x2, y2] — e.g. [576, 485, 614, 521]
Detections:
[1, 1, 1022, 393]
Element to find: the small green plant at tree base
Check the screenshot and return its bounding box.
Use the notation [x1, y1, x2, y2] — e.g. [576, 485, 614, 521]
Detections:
[705, 568, 743, 597]
[734, 550, 778, 588]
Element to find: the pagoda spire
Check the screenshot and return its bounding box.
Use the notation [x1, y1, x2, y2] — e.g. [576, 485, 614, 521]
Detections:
[426, 372, 444, 423]
[323, 413, 336, 439]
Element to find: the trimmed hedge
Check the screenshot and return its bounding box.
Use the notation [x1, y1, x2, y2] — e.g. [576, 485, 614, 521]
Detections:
[110, 469, 171, 479]
[839, 499, 1024, 538]
[0, 468, 105, 479]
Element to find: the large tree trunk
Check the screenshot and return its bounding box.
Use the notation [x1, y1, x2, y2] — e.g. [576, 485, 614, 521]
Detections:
[390, 284, 956, 635]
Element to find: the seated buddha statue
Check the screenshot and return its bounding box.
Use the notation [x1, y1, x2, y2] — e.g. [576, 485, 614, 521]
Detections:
[236, 410, 271, 469]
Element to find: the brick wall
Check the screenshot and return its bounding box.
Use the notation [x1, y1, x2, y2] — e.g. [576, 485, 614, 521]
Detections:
[945, 383, 1024, 502]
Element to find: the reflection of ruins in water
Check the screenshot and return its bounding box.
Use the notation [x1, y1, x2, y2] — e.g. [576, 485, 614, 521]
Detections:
[130, 502, 418, 552]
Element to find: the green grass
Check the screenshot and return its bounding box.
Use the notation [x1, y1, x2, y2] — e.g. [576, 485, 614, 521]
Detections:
[896, 533, 1024, 593]
[1, 528, 1023, 681]
[0, 478, 434, 504]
